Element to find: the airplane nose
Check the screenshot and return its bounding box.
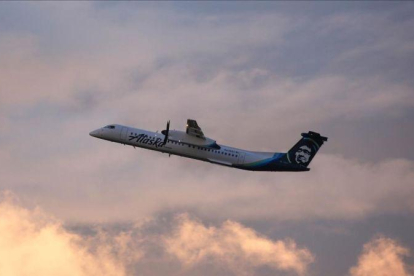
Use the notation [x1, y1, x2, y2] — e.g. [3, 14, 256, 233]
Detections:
[89, 129, 100, 137]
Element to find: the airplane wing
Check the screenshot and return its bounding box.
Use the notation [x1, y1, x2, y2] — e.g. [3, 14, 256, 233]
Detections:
[186, 119, 205, 139]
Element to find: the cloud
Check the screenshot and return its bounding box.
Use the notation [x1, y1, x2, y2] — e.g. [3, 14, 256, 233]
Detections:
[4, 190, 414, 276]
[349, 236, 413, 276]
[2, 2, 412, 120]
[0, 191, 139, 276]
[1, 2, 413, 165]
[165, 214, 314, 275]
[0, 191, 314, 276]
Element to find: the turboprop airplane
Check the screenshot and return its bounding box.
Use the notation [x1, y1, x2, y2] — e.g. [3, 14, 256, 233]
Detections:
[89, 119, 327, 172]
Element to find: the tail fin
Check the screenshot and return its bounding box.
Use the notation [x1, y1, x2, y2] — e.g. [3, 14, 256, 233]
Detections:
[285, 131, 328, 167]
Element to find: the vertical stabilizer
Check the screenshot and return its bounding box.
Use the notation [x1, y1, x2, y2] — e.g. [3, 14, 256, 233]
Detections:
[285, 131, 328, 167]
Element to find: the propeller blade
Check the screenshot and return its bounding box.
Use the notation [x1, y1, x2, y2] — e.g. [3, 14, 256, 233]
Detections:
[163, 120, 170, 145]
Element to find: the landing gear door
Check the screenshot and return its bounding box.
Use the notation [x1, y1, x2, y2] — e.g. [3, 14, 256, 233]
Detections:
[237, 152, 246, 164]
[120, 127, 128, 141]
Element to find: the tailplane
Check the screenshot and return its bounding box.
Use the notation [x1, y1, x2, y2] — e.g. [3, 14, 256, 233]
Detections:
[285, 131, 328, 167]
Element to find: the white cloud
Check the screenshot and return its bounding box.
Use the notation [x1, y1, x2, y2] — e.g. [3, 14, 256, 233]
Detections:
[0, 191, 134, 276]
[0, 192, 313, 276]
[165, 214, 314, 275]
[349, 236, 413, 276]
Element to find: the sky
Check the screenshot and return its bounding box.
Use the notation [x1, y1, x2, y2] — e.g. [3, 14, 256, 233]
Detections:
[0, 2, 414, 276]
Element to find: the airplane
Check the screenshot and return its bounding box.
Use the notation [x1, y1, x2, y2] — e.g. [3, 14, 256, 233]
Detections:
[89, 119, 327, 172]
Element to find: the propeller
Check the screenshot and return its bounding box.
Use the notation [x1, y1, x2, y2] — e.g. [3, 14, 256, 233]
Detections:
[162, 120, 170, 145]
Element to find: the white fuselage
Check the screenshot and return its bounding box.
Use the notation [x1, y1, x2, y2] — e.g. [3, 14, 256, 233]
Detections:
[89, 124, 278, 169]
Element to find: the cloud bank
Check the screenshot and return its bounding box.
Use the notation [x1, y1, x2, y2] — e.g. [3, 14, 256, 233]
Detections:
[3, 191, 413, 276]
[0, 192, 313, 276]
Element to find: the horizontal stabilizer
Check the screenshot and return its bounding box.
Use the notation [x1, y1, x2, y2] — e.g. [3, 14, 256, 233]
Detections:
[301, 131, 328, 142]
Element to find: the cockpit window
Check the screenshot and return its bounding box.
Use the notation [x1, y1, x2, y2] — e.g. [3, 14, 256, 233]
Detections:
[104, 125, 116, 129]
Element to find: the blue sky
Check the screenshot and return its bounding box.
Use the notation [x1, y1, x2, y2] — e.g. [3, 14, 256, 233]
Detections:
[0, 2, 413, 276]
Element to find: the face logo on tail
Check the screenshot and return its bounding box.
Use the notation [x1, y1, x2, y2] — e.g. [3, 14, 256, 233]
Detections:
[295, 145, 311, 164]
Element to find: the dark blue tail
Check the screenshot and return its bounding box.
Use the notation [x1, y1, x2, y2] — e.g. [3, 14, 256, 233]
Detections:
[284, 131, 328, 167]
